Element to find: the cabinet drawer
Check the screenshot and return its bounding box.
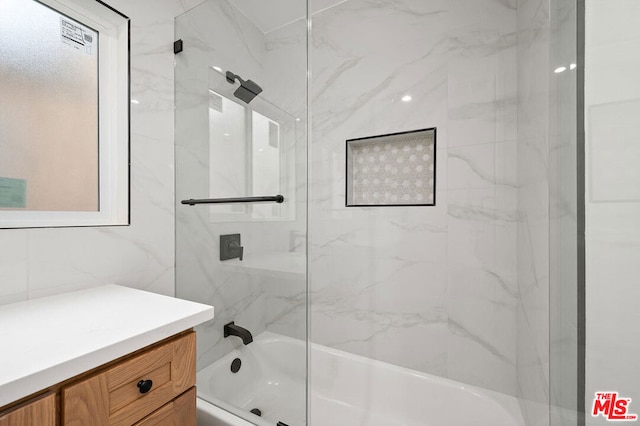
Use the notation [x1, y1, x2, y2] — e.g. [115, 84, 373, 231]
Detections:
[63, 332, 196, 426]
[0, 393, 56, 426]
[133, 387, 195, 426]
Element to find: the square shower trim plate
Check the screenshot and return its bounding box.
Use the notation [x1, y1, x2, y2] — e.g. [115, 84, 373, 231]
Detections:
[346, 128, 436, 207]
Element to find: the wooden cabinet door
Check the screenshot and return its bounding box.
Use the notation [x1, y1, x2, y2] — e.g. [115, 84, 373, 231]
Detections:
[0, 393, 56, 426]
[133, 388, 196, 426]
[63, 332, 196, 426]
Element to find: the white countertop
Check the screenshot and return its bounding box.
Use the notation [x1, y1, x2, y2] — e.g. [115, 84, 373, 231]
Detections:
[0, 285, 214, 408]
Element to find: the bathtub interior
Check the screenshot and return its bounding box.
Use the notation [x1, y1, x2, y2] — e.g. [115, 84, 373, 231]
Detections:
[310, 344, 524, 426]
[196, 398, 255, 426]
[197, 333, 306, 426]
[197, 331, 525, 426]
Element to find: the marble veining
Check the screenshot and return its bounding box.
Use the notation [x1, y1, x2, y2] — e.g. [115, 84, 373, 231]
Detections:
[516, 0, 551, 423]
[449, 319, 514, 366]
[308, 0, 520, 396]
[175, 0, 307, 370]
[0, 1, 561, 423]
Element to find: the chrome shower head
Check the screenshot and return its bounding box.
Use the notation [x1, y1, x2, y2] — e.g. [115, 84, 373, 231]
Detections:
[226, 71, 263, 104]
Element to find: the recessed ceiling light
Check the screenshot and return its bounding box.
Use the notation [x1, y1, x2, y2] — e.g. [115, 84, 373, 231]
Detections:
[570, 63, 577, 70]
[554, 66, 567, 73]
[131, 99, 140, 104]
[213, 66, 223, 73]
[224, 133, 230, 137]
[401, 95, 412, 102]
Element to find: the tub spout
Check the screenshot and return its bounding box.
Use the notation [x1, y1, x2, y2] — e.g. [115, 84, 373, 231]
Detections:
[224, 321, 253, 345]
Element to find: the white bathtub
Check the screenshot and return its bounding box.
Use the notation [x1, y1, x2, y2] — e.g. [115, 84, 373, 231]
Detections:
[196, 332, 525, 426]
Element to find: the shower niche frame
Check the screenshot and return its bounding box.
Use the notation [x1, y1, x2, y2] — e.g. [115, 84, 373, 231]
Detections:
[345, 127, 437, 207]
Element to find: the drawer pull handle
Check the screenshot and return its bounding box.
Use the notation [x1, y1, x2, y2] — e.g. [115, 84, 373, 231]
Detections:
[137, 379, 153, 394]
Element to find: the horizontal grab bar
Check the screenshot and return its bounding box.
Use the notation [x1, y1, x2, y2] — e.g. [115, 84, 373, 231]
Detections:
[181, 195, 284, 205]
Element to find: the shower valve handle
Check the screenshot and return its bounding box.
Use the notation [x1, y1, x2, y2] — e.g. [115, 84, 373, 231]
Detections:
[228, 240, 244, 261]
[220, 234, 244, 261]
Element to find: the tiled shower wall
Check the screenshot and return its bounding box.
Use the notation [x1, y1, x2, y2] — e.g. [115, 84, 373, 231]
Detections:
[175, 0, 308, 368]
[309, 0, 520, 395]
[516, 0, 551, 424]
[0, 0, 207, 306]
[0, 2, 565, 419]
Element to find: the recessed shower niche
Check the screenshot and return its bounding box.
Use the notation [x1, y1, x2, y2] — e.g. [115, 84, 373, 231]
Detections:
[346, 128, 436, 207]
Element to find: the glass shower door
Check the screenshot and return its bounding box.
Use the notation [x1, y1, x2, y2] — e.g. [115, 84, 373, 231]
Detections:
[175, 1, 308, 425]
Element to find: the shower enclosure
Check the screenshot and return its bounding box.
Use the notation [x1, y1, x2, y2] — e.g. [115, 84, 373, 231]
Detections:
[175, 0, 587, 425]
[175, 1, 308, 424]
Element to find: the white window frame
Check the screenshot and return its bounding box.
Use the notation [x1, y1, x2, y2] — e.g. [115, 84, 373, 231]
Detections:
[0, 0, 129, 228]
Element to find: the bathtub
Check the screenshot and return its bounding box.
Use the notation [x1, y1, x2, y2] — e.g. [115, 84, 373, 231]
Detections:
[196, 332, 525, 426]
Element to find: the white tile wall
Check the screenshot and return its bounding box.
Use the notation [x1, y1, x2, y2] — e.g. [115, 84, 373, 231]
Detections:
[174, 0, 308, 368]
[516, 0, 551, 423]
[0, 2, 568, 418]
[586, 1, 640, 424]
[0, 231, 28, 305]
[588, 100, 640, 202]
[309, 0, 519, 396]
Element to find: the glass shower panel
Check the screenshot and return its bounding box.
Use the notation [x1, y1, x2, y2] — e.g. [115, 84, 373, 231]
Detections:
[206, 68, 297, 222]
[175, 1, 308, 425]
[209, 91, 247, 201]
[549, 0, 581, 424]
[252, 113, 281, 200]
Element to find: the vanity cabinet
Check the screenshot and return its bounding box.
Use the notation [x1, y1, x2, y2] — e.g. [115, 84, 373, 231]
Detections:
[0, 331, 196, 426]
[0, 393, 56, 426]
[0, 285, 213, 426]
[63, 331, 196, 425]
[133, 387, 196, 426]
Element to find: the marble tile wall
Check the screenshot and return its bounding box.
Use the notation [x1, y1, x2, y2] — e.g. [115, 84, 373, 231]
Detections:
[309, 0, 520, 396]
[0, 2, 568, 418]
[174, 0, 307, 368]
[516, 0, 551, 424]
[0, 0, 207, 307]
[309, 0, 451, 380]
[548, 1, 580, 425]
[445, 0, 519, 394]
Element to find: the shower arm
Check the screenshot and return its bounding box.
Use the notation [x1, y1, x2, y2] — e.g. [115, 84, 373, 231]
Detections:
[181, 195, 285, 205]
[226, 71, 244, 86]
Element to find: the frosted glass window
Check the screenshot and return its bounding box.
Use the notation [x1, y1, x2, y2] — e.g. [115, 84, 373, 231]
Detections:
[0, 0, 98, 212]
[0, 0, 129, 228]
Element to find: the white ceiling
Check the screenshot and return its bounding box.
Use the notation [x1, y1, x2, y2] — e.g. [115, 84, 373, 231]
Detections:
[230, 0, 346, 33]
